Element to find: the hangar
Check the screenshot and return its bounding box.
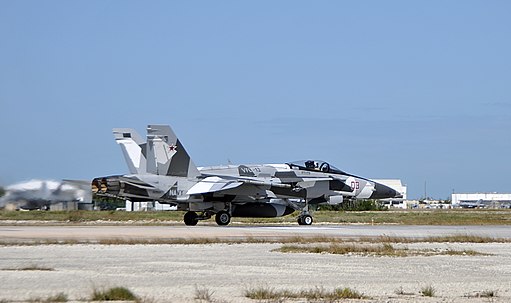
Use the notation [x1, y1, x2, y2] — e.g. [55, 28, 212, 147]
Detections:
[451, 193, 511, 208]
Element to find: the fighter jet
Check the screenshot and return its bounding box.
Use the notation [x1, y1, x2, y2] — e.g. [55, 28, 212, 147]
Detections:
[0, 180, 91, 210]
[92, 125, 401, 226]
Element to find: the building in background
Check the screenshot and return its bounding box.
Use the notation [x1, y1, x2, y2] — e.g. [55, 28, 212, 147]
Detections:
[375, 179, 407, 209]
[124, 201, 176, 211]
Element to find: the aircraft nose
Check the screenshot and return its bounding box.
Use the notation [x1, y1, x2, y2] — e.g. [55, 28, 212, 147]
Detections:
[370, 182, 401, 199]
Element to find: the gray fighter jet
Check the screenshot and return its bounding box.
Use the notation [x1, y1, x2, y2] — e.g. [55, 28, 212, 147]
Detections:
[0, 180, 91, 210]
[92, 125, 401, 226]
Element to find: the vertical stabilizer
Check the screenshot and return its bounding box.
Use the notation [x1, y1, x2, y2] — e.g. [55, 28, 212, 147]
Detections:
[113, 128, 147, 174]
[146, 125, 200, 178]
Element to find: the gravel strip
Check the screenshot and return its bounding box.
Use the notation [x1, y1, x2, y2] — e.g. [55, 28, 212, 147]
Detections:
[1, 242, 510, 302]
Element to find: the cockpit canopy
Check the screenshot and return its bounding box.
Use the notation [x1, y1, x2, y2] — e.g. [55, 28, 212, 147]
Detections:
[286, 160, 346, 175]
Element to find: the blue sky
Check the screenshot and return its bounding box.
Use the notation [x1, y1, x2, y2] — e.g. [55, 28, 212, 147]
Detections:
[1, 1, 510, 199]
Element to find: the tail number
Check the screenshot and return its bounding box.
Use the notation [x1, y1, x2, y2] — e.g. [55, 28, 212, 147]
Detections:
[350, 181, 360, 190]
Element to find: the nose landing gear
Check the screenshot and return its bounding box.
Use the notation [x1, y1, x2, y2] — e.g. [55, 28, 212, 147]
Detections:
[297, 200, 313, 225]
[297, 214, 313, 225]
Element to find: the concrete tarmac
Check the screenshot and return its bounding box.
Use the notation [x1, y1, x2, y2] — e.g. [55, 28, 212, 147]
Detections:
[1, 224, 511, 243]
[1, 224, 511, 302]
[1, 241, 511, 302]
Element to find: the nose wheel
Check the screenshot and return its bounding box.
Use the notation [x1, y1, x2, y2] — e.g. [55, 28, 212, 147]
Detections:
[297, 214, 313, 225]
[297, 199, 313, 225]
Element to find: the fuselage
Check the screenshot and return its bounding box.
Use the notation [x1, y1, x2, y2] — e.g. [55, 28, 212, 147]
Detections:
[93, 161, 400, 206]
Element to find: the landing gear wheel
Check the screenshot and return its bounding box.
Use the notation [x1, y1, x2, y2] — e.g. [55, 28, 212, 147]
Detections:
[298, 215, 313, 225]
[215, 211, 231, 226]
[184, 211, 199, 226]
[302, 215, 313, 225]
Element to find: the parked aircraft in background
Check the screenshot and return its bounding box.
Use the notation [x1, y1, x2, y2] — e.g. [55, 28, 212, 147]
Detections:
[92, 125, 401, 226]
[0, 179, 91, 210]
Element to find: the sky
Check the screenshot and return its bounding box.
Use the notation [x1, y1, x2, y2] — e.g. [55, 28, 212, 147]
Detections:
[1, 1, 510, 199]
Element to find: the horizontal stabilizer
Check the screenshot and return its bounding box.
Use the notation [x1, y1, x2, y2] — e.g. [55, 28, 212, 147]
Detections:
[118, 176, 155, 190]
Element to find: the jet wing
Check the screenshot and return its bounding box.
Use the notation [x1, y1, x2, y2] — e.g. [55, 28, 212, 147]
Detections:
[187, 176, 244, 195]
[200, 174, 294, 188]
[189, 174, 352, 198]
[199, 173, 349, 189]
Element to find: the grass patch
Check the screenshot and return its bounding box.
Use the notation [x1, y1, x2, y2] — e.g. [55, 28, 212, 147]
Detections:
[420, 285, 436, 297]
[378, 234, 510, 243]
[467, 289, 499, 298]
[244, 286, 286, 300]
[2, 264, 55, 271]
[60, 235, 511, 245]
[274, 243, 488, 257]
[314, 287, 365, 300]
[194, 285, 215, 302]
[45, 293, 68, 302]
[418, 235, 507, 243]
[0, 210, 186, 223]
[275, 243, 408, 256]
[480, 289, 498, 298]
[19, 265, 54, 271]
[441, 249, 488, 256]
[98, 237, 230, 245]
[1, 233, 508, 247]
[244, 286, 365, 300]
[91, 287, 138, 301]
[27, 293, 68, 303]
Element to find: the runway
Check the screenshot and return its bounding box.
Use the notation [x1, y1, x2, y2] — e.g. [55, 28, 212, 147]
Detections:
[1, 224, 510, 243]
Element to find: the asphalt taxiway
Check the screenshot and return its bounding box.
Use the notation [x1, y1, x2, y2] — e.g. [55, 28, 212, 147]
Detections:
[1, 224, 511, 243]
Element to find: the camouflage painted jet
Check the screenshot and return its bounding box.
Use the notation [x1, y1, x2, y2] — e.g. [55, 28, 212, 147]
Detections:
[92, 125, 401, 226]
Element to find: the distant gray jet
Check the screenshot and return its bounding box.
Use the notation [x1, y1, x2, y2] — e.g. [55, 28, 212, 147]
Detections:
[92, 125, 401, 226]
[0, 180, 91, 210]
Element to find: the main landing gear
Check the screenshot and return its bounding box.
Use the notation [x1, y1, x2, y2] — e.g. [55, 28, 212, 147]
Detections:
[183, 211, 199, 226]
[215, 211, 231, 226]
[183, 210, 232, 226]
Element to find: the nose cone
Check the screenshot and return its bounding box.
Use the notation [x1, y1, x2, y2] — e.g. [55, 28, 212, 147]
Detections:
[370, 182, 402, 199]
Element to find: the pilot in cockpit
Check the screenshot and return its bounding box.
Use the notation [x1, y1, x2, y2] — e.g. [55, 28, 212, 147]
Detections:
[305, 160, 318, 170]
